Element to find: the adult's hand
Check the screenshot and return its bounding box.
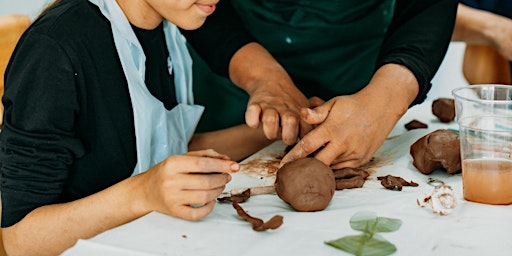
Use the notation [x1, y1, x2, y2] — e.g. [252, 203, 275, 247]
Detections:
[488, 15, 512, 61]
[280, 95, 392, 169]
[244, 79, 311, 145]
[229, 43, 312, 145]
[453, 3, 512, 60]
[280, 64, 419, 169]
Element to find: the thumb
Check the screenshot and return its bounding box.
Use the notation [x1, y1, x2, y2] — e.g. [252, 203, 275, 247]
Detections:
[300, 100, 334, 125]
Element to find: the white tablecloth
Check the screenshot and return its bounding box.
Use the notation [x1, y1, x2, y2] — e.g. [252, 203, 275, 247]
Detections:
[62, 101, 512, 256]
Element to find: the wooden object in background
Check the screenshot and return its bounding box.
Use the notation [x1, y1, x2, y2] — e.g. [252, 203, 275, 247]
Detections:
[0, 14, 31, 256]
[0, 14, 32, 128]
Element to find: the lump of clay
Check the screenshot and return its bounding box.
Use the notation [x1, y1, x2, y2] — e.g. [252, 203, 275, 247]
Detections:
[404, 119, 428, 130]
[377, 175, 418, 191]
[410, 129, 461, 174]
[275, 157, 335, 212]
[432, 98, 455, 123]
[332, 167, 369, 190]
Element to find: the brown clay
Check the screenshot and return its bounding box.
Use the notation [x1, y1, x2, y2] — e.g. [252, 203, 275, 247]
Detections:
[378, 175, 419, 191]
[405, 119, 428, 130]
[335, 176, 366, 190]
[432, 98, 456, 123]
[275, 157, 335, 212]
[410, 129, 461, 174]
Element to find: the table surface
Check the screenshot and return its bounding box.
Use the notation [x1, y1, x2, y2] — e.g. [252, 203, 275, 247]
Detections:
[63, 101, 512, 256]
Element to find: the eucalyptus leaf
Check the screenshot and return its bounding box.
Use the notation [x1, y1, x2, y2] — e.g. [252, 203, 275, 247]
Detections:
[325, 212, 402, 255]
[325, 234, 397, 256]
[350, 211, 402, 233]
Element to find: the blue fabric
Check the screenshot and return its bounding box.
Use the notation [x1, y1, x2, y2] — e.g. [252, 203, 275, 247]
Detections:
[460, 0, 512, 19]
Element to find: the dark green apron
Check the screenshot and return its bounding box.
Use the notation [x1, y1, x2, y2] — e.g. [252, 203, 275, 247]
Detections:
[193, 0, 395, 132]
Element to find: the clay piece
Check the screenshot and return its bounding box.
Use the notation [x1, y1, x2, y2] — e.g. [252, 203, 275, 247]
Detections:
[404, 119, 428, 130]
[432, 98, 455, 123]
[377, 175, 418, 191]
[410, 129, 461, 174]
[332, 167, 369, 190]
[218, 189, 251, 203]
[275, 157, 335, 212]
[232, 202, 283, 231]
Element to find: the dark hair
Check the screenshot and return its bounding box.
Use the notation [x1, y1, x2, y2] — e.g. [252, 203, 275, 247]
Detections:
[36, 0, 63, 19]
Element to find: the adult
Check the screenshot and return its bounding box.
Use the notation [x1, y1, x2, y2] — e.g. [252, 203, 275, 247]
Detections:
[183, 0, 458, 168]
[452, 0, 512, 84]
[0, 0, 269, 255]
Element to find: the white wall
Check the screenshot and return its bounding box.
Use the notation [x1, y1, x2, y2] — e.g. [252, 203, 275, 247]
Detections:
[428, 42, 469, 100]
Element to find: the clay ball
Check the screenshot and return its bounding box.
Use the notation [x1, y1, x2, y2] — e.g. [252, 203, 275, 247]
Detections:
[432, 98, 455, 123]
[275, 157, 335, 212]
[410, 129, 461, 174]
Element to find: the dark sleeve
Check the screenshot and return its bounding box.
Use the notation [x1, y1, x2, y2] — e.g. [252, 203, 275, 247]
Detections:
[180, 0, 256, 77]
[376, 0, 458, 105]
[0, 31, 85, 227]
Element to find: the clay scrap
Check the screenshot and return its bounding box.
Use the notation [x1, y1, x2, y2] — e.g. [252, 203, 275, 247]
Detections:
[378, 175, 418, 191]
[404, 119, 428, 130]
[410, 129, 461, 174]
[233, 202, 283, 231]
[432, 98, 456, 123]
[333, 167, 369, 190]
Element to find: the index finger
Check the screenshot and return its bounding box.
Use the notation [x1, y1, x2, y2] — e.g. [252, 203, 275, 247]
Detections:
[279, 127, 329, 167]
[166, 155, 240, 174]
[245, 104, 262, 128]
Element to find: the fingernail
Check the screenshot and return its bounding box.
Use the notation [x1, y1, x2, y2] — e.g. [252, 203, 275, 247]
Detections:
[301, 108, 315, 119]
[230, 163, 240, 171]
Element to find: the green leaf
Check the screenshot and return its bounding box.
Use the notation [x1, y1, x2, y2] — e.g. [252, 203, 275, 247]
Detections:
[325, 234, 397, 256]
[350, 211, 402, 233]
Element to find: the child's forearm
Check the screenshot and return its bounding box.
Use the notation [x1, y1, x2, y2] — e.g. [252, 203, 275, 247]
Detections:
[190, 124, 273, 161]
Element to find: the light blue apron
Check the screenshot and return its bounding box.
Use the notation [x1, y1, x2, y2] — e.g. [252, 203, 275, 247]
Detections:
[89, 0, 204, 175]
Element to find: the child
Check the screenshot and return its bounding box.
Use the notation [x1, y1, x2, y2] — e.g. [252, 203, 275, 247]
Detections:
[0, 0, 270, 254]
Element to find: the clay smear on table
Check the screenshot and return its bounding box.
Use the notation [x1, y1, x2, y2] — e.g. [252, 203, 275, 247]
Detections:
[239, 153, 283, 178]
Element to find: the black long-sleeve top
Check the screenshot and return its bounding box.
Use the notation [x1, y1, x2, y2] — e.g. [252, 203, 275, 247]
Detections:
[182, 0, 458, 105]
[0, 0, 175, 227]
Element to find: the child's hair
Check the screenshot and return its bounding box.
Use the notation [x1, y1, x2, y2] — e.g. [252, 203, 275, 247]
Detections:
[36, 0, 63, 20]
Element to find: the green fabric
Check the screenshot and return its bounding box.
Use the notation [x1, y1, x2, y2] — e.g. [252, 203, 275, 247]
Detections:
[193, 0, 395, 132]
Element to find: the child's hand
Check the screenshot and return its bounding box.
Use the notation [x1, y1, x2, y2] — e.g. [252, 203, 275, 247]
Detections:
[141, 149, 239, 220]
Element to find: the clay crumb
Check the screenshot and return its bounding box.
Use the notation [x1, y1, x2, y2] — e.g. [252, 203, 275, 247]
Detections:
[404, 119, 428, 130]
[378, 175, 419, 191]
[217, 189, 251, 203]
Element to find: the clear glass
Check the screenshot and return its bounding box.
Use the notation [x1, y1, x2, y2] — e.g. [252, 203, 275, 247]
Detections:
[452, 85, 512, 204]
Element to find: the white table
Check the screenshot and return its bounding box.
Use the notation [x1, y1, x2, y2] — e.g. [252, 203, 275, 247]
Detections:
[63, 101, 512, 256]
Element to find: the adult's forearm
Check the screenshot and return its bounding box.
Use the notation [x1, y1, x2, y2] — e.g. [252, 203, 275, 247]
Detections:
[452, 3, 502, 45]
[228, 42, 295, 94]
[356, 63, 419, 123]
[3, 174, 148, 256]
